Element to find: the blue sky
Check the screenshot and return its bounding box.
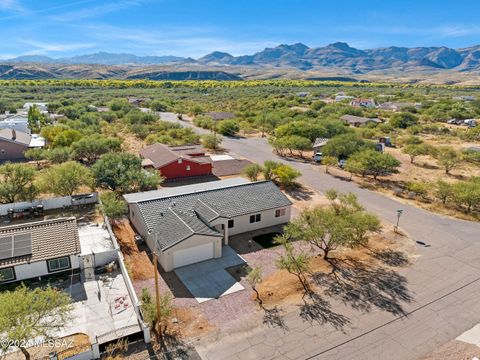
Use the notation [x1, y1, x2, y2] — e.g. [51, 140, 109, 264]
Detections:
[1, 0, 480, 59]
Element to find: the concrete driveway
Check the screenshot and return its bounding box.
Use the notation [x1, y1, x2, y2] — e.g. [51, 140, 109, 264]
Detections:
[174, 246, 246, 303]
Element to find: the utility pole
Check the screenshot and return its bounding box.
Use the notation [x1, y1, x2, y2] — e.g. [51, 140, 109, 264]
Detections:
[153, 236, 161, 333]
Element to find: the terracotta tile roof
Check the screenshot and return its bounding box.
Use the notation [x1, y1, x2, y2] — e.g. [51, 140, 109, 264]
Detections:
[140, 143, 212, 169]
[0, 217, 80, 269]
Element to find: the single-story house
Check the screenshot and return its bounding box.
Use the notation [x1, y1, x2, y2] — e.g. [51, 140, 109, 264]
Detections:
[124, 178, 292, 271]
[377, 102, 421, 111]
[0, 218, 81, 284]
[0, 217, 117, 285]
[0, 128, 45, 162]
[140, 143, 212, 180]
[210, 154, 253, 177]
[312, 138, 329, 153]
[335, 95, 355, 102]
[0, 115, 30, 134]
[453, 96, 476, 101]
[206, 111, 235, 120]
[350, 98, 376, 108]
[341, 114, 382, 127]
[23, 102, 48, 113]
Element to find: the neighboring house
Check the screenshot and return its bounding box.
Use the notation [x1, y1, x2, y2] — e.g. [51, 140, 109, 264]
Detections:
[312, 138, 329, 153]
[350, 98, 376, 108]
[128, 97, 150, 107]
[206, 111, 235, 120]
[377, 102, 421, 111]
[0, 217, 117, 285]
[124, 178, 292, 271]
[453, 96, 476, 101]
[140, 143, 212, 180]
[210, 154, 253, 177]
[0, 128, 45, 162]
[0, 218, 81, 284]
[23, 102, 48, 113]
[0, 114, 30, 134]
[335, 95, 355, 102]
[341, 114, 382, 127]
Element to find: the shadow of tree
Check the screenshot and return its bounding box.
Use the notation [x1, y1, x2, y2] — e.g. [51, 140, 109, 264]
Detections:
[314, 258, 412, 316]
[263, 306, 289, 331]
[299, 292, 350, 331]
[284, 184, 315, 201]
[157, 330, 201, 360]
[369, 249, 410, 267]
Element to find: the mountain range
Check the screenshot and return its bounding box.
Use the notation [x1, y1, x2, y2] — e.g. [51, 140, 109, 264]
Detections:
[2, 42, 480, 82]
[6, 42, 480, 72]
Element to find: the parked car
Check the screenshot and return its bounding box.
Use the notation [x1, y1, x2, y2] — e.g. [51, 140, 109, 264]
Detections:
[313, 152, 323, 163]
[338, 159, 346, 168]
[379, 136, 394, 147]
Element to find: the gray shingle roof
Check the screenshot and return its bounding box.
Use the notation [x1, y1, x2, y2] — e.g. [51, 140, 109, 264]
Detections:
[130, 180, 292, 234]
[154, 208, 221, 250]
[193, 199, 220, 222]
[0, 217, 80, 269]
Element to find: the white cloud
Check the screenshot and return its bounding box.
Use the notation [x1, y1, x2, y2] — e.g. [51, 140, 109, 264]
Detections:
[0, 0, 26, 13]
[50, 0, 146, 22]
[18, 39, 96, 55]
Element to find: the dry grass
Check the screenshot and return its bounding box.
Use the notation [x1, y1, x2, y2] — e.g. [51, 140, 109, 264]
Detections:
[257, 225, 415, 309]
[112, 218, 154, 281]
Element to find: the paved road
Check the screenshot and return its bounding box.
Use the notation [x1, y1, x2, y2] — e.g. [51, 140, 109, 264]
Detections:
[160, 113, 480, 360]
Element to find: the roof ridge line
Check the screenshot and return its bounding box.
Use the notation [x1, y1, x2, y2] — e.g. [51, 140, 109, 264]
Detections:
[0, 216, 77, 232]
[136, 180, 271, 204]
[169, 208, 195, 234]
[196, 198, 220, 215]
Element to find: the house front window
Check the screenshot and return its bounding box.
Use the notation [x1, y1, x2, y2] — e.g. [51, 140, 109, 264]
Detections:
[228, 219, 234, 228]
[0, 267, 15, 282]
[249, 214, 261, 223]
[275, 208, 286, 217]
[186, 165, 191, 171]
[47, 257, 71, 272]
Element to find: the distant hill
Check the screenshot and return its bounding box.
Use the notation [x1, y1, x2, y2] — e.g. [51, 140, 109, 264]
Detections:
[3, 42, 480, 82]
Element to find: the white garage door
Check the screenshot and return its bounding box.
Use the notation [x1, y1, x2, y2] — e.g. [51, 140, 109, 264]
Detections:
[172, 242, 214, 269]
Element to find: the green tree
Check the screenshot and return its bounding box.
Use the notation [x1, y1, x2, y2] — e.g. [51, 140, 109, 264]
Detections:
[275, 235, 311, 292]
[98, 192, 127, 219]
[273, 164, 301, 187]
[322, 133, 371, 159]
[389, 112, 419, 129]
[247, 266, 263, 307]
[284, 191, 379, 259]
[263, 160, 281, 181]
[0, 163, 38, 204]
[434, 147, 462, 174]
[0, 284, 73, 360]
[27, 104, 43, 133]
[149, 100, 167, 112]
[242, 163, 263, 181]
[201, 133, 223, 150]
[46, 147, 71, 164]
[38, 161, 94, 196]
[24, 148, 46, 169]
[71, 135, 122, 165]
[402, 143, 433, 164]
[322, 156, 338, 173]
[435, 180, 454, 204]
[344, 157, 365, 180]
[451, 178, 480, 212]
[217, 119, 240, 136]
[52, 129, 82, 148]
[93, 153, 161, 193]
[348, 149, 401, 180]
